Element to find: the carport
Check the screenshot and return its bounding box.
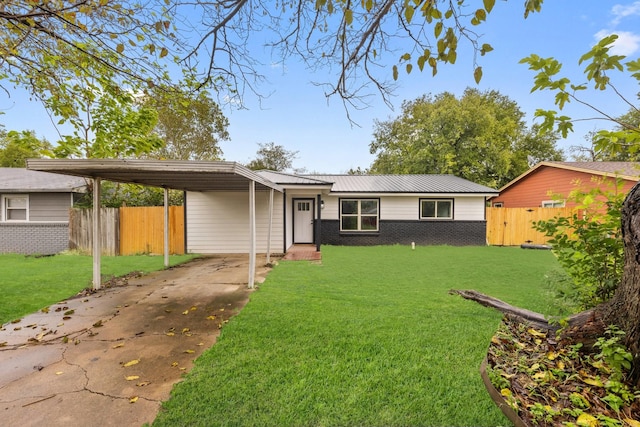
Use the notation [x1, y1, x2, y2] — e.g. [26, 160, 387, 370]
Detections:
[26, 159, 283, 289]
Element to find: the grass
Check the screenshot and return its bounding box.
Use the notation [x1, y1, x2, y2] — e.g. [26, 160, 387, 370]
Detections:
[0, 252, 197, 324]
[153, 245, 568, 427]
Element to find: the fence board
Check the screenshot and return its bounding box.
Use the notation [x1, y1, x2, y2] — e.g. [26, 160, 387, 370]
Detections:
[486, 207, 574, 246]
[119, 206, 184, 255]
[69, 208, 119, 255]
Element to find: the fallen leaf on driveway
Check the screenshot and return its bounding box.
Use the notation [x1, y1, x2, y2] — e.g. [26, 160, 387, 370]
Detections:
[123, 359, 140, 367]
[129, 396, 138, 403]
[93, 320, 103, 327]
[125, 375, 140, 381]
[112, 343, 124, 349]
[137, 381, 150, 387]
[184, 349, 195, 354]
[182, 310, 189, 315]
[56, 371, 64, 375]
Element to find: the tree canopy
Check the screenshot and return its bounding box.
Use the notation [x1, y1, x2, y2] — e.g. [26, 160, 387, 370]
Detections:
[0, 1, 546, 125]
[369, 88, 564, 188]
[143, 85, 229, 161]
[246, 142, 300, 172]
[0, 129, 52, 167]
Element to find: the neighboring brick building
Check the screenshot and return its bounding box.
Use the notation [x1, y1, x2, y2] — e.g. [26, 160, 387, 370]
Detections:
[490, 162, 640, 208]
[0, 168, 87, 254]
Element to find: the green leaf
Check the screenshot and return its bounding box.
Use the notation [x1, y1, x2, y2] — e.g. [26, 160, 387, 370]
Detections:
[404, 5, 414, 23]
[417, 55, 426, 71]
[480, 43, 493, 56]
[392, 65, 398, 81]
[344, 9, 353, 25]
[434, 21, 443, 38]
[483, 0, 495, 13]
[474, 66, 483, 83]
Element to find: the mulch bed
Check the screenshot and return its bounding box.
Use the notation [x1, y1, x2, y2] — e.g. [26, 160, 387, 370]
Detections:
[484, 317, 640, 426]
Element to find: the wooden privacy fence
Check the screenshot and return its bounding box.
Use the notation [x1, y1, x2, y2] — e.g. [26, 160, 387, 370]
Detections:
[69, 208, 120, 256]
[69, 206, 185, 255]
[486, 207, 575, 246]
[119, 206, 184, 255]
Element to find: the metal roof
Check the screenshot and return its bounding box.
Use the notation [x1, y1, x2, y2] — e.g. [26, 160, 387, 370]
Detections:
[0, 167, 87, 192]
[257, 170, 333, 186]
[305, 174, 498, 194]
[26, 159, 283, 192]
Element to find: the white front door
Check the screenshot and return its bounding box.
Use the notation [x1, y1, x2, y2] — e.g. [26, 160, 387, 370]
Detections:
[293, 199, 314, 243]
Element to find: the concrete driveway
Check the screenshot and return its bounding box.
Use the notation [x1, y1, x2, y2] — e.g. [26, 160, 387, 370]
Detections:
[0, 255, 272, 427]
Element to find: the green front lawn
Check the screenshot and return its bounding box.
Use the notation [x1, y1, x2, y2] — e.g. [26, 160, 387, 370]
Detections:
[154, 245, 567, 426]
[0, 252, 196, 324]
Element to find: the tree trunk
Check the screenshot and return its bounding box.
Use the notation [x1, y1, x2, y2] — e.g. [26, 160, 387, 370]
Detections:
[602, 181, 640, 386]
[454, 180, 640, 388]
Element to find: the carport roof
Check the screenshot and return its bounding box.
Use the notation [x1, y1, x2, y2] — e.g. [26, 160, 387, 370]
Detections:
[26, 159, 283, 192]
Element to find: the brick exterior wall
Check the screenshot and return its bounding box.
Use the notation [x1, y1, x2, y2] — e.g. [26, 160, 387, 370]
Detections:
[0, 223, 69, 255]
[320, 220, 487, 246]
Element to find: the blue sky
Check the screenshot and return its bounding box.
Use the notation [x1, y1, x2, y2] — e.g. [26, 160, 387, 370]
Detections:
[2, 1, 640, 174]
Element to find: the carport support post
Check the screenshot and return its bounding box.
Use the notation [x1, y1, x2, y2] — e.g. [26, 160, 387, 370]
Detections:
[248, 180, 256, 289]
[163, 187, 169, 268]
[266, 188, 274, 264]
[92, 177, 102, 290]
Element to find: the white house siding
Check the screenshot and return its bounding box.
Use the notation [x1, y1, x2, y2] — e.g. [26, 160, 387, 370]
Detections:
[29, 193, 72, 222]
[452, 196, 486, 220]
[186, 190, 284, 254]
[320, 194, 486, 221]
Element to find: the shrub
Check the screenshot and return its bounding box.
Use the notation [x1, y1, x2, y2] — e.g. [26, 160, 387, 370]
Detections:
[533, 177, 625, 309]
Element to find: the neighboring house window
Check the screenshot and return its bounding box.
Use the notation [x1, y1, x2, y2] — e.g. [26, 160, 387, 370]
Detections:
[420, 199, 453, 219]
[2, 195, 28, 221]
[340, 199, 379, 231]
[493, 202, 503, 208]
[542, 200, 565, 208]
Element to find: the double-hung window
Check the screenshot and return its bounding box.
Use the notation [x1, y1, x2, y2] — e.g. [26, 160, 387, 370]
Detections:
[340, 199, 379, 231]
[420, 199, 453, 220]
[2, 195, 28, 221]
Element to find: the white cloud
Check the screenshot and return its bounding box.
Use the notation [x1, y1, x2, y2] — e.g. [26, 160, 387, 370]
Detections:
[610, 1, 640, 25]
[594, 30, 640, 56]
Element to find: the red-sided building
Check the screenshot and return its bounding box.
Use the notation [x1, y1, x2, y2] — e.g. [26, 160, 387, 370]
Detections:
[490, 162, 640, 208]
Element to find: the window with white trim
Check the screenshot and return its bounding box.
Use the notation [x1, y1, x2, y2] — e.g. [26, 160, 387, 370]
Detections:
[420, 199, 453, 219]
[542, 200, 565, 208]
[2, 194, 28, 221]
[340, 199, 379, 231]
